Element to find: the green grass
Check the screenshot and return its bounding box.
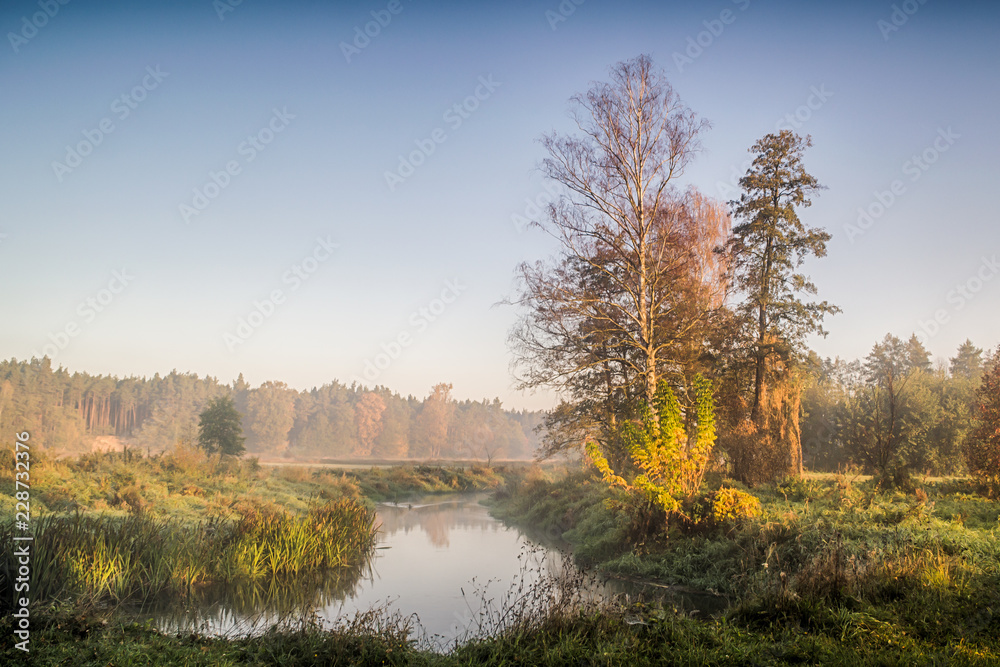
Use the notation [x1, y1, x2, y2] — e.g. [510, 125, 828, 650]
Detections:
[488, 466, 1000, 661]
[0, 499, 378, 612]
[4, 596, 999, 665]
[5, 448, 998, 664]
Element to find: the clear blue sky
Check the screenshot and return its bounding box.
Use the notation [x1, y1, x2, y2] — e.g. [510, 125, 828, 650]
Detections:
[2, 0, 997, 409]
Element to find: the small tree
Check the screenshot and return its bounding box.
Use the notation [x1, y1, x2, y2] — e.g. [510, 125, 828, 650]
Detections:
[198, 396, 245, 456]
[841, 334, 939, 487]
[586, 374, 716, 517]
[964, 352, 1000, 497]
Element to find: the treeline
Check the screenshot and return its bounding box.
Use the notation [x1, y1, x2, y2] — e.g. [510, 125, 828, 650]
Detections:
[0, 358, 544, 460]
[801, 336, 993, 478]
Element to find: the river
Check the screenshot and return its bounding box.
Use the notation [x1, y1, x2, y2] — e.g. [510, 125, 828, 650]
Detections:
[142, 492, 719, 649]
[142, 493, 588, 648]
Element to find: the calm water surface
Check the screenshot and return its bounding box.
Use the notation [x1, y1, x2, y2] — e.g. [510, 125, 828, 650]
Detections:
[144, 492, 728, 647]
[148, 493, 588, 647]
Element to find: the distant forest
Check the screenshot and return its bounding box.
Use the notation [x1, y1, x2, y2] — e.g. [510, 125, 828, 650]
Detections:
[0, 358, 545, 460]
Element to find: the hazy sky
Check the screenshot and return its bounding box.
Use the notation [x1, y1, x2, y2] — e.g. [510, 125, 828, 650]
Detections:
[2, 0, 997, 410]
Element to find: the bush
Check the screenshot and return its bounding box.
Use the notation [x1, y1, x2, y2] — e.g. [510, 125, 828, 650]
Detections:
[586, 376, 717, 515]
[709, 487, 762, 525]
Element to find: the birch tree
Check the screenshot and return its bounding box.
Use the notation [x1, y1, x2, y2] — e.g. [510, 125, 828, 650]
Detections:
[509, 55, 728, 455]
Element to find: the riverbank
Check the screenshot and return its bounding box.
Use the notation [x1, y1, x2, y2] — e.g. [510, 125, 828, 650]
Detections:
[4, 594, 998, 665]
[4, 453, 999, 664]
[0, 446, 519, 521]
[0, 449, 524, 616]
[486, 465, 1000, 663]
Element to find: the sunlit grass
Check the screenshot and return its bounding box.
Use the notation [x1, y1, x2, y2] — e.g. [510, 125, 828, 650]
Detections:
[490, 468, 1000, 658]
[0, 499, 377, 610]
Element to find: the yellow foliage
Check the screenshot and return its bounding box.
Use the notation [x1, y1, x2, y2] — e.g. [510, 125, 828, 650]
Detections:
[710, 487, 762, 524]
[585, 375, 716, 516]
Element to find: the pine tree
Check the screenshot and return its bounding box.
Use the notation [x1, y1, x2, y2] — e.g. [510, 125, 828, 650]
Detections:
[722, 131, 839, 481]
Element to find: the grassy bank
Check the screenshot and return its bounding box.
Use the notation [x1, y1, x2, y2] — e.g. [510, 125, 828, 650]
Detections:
[4, 594, 1000, 665]
[344, 463, 511, 502]
[0, 446, 519, 520]
[487, 465, 1000, 662]
[0, 499, 377, 612]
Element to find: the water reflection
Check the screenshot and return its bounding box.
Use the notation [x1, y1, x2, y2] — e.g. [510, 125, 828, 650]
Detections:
[141, 493, 544, 641]
[375, 494, 505, 548]
[140, 493, 722, 647]
[322, 493, 559, 645]
[133, 559, 372, 636]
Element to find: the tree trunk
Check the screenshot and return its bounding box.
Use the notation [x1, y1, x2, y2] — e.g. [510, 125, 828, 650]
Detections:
[751, 351, 765, 423]
[751, 234, 774, 423]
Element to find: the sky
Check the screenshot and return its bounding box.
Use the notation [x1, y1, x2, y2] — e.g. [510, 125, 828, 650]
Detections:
[1, 0, 997, 410]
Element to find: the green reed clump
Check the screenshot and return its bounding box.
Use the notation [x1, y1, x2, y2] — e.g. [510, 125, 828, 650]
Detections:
[221, 499, 377, 581]
[0, 499, 377, 612]
[0, 512, 182, 606]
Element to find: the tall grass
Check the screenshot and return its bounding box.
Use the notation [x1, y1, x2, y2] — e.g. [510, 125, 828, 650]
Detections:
[222, 499, 377, 581]
[491, 468, 1000, 653]
[0, 499, 377, 612]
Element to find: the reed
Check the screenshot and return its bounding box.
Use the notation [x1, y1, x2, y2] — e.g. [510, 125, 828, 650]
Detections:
[0, 499, 377, 611]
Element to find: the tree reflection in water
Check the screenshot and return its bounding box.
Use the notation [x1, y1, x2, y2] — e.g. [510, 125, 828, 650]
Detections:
[134, 557, 373, 636]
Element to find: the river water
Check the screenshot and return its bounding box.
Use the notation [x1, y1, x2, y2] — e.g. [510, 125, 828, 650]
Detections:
[145, 492, 718, 648]
[146, 493, 588, 647]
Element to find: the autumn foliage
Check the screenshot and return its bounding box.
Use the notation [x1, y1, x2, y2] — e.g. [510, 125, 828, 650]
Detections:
[586, 375, 717, 517]
[964, 353, 1000, 497]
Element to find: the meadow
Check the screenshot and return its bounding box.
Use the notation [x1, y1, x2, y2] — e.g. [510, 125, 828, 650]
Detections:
[3, 452, 1000, 665]
[487, 467, 1000, 664]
